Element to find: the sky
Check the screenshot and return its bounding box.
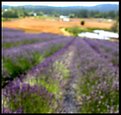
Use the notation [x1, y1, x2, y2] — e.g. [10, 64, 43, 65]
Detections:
[2, 2, 119, 7]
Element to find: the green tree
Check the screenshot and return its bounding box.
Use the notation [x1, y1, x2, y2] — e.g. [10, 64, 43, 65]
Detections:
[37, 11, 44, 16]
[80, 20, 85, 26]
[2, 9, 18, 18]
[69, 13, 75, 18]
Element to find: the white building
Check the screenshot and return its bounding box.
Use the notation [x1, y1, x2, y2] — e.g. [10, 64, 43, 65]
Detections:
[60, 15, 65, 19]
[33, 13, 37, 16]
[60, 15, 70, 22]
[107, 19, 113, 22]
[4, 9, 8, 12]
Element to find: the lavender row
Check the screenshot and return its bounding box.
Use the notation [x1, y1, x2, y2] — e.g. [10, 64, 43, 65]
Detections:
[2, 38, 74, 88]
[83, 38, 119, 67]
[2, 78, 57, 113]
[18, 38, 75, 80]
[2, 27, 72, 43]
[2, 28, 74, 88]
[2, 38, 76, 113]
[8, 38, 118, 113]
[2, 27, 119, 113]
[3, 37, 74, 59]
[2, 35, 73, 49]
[76, 38, 118, 81]
[74, 38, 119, 113]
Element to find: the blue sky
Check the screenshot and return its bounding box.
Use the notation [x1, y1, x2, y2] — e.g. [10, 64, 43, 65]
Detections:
[2, 2, 119, 7]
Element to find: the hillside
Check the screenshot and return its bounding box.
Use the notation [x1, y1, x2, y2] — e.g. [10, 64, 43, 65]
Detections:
[2, 4, 118, 12]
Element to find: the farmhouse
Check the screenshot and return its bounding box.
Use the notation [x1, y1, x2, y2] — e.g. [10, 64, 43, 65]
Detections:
[29, 12, 37, 16]
[59, 15, 70, 22]
[33, 13, 37, 16]
[107, 19, 113, 22]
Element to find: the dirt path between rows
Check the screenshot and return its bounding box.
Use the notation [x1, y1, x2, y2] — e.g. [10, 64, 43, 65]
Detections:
[50, 38, 80, 113]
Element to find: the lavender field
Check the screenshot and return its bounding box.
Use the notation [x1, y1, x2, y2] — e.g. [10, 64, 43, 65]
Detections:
[2, 28, 119, 113]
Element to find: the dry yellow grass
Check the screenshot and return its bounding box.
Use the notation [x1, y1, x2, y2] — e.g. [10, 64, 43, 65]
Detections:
[2, 17, 114, 35]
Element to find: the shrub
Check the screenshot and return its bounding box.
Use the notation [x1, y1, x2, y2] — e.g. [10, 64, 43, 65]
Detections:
[80, 20, 85, 26]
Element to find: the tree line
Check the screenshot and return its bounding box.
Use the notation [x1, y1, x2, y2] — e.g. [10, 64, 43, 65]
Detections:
[2, 6, 118, 19]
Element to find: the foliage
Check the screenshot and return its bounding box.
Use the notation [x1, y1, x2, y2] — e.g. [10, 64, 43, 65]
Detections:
[65, 26, 88, 36]
[65, 26, 113, 37]
[80, 20, 85, 26]
[111, 18, 119, 33]
[2, 6, 119, 19]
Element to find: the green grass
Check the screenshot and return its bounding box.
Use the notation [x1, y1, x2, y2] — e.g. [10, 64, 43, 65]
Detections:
[53, 61, 70, 79]
[2, 17, 12, 21]
[65, 26, 112, 37]
[40, 79, 60, 95]
[65, 26, 89, 36]
[35, 15, 57, 20]
[2, 17, 19, 22]
[25, 76, 60, 95]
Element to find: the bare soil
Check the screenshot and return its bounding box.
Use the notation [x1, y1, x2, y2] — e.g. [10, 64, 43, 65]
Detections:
[2, 17, 114, 35]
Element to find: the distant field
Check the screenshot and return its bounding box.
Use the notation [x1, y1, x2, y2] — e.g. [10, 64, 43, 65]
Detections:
[2, 17, 114, 35]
